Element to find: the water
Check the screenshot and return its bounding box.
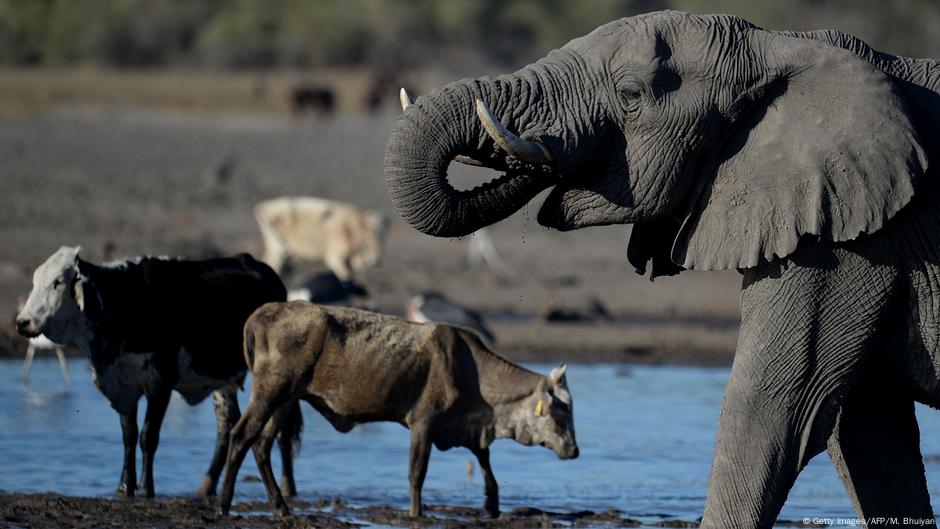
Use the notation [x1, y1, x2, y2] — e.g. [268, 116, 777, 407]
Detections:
[3, 358, 940, 528]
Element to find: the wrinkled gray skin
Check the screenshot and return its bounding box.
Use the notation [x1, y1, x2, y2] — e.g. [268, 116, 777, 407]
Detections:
[386, 10, 940, 529]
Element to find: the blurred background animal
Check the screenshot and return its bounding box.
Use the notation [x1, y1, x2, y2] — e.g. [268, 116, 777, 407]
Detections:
[289, 84, 335, 117]
[405, 291, 495, 346]
[255, 197, 386, 280]
[286, 270, 369, 306]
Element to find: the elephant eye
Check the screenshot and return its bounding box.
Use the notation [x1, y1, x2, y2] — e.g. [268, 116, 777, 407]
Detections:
[616, 80, 645, 117]
[618, 86, 642, 101]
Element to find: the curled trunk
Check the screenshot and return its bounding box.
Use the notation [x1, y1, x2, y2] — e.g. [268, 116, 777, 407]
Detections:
[384, 76, 552, 237]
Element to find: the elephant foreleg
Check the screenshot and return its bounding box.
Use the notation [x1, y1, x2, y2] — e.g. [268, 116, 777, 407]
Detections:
[701, 254, 897, 529]
[828, 376, 934, 528]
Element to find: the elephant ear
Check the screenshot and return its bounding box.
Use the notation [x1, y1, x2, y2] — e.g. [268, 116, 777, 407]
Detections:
[671, 33, 927, 271]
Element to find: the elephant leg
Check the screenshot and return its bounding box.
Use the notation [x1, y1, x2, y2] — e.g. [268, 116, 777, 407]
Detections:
[828, 374, 934, 528]
[701, 255, 896, 529]
[198, 386, 241, 497]
[139, 387, 172, 498]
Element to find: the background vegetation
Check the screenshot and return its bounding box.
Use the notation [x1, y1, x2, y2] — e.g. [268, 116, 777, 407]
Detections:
[1, 0, 938, 73]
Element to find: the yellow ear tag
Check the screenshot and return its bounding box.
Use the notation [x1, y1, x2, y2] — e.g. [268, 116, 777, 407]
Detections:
[535, 399, 544, 416]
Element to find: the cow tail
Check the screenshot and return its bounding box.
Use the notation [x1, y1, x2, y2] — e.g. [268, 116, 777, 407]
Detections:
[278, 400, 304, 457]
[243, 325, 256, 372]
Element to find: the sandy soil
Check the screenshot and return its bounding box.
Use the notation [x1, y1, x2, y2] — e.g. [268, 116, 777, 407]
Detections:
[0, 104, 742, 365]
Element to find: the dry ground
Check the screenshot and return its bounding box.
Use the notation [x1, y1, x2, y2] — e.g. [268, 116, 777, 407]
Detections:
[0, 69, 742, 364]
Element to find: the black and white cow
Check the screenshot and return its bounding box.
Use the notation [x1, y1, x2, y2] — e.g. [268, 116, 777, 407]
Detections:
[16, 246, 301, 498]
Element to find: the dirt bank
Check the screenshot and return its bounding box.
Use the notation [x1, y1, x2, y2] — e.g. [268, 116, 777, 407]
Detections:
[0, 103, 742, 365]
[0, 492, 832, 529]
[0, 492, 699, 529]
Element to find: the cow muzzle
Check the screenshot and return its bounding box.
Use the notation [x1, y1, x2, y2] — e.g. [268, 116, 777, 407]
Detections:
[16, 317, 40, 338]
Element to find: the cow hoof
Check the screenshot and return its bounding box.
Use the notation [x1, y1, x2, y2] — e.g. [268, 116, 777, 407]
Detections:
[280, 481, 297, 498]
[115, 485, 135, 498]
[275, 504, 291, 517]
[484, 509, 500, 519]
[138, 485, 155, 499]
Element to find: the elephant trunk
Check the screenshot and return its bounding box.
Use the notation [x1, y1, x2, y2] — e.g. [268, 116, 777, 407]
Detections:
[384, 75, 553, 237]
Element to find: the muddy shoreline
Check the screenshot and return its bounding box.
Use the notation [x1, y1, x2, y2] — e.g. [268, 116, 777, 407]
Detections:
[0, 492, 829, 529]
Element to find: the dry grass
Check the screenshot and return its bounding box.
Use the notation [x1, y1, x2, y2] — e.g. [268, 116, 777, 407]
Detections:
[0, 68, 428, 119]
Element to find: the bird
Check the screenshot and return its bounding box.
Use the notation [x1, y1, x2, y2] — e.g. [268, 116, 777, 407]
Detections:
[405, 292, 495, 346]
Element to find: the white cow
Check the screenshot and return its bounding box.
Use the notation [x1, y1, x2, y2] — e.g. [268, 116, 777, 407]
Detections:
[255, 197, 385, 280]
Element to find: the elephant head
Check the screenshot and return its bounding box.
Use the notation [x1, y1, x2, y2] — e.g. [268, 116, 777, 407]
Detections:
[385, 11, 928, 277]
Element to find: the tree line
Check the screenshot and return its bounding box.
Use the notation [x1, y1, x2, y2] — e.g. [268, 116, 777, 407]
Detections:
[0, 0, 937, 70]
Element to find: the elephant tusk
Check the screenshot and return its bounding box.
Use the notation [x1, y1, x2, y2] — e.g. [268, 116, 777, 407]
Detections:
[475, 99, 554, 166]
[402, 88, 486, 167]
[399, 87, 413, 111]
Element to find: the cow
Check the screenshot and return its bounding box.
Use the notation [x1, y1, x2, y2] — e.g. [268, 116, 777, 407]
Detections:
[15, 246, 302, 499]
[254, 197, 386, 280]
[219, 301, 578, 518]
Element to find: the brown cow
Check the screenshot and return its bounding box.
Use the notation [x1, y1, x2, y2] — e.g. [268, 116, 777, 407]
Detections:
[219, 301, 578, 518]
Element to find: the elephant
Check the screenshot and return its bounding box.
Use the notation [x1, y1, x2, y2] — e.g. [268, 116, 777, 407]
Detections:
[384, 10, 940, 529]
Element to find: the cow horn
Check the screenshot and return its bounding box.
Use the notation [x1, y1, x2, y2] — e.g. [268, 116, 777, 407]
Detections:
[475, 99, 554, 166]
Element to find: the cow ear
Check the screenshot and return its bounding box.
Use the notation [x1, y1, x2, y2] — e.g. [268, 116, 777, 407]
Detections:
[73, 277, 88, 312]
[671, 33, 927, 271]
[73, 276, 99, 316]
[548, 364, 567, 386]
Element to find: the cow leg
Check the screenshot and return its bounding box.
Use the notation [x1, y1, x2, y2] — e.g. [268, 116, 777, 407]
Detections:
[472, 447, 499, 518]
[138, 387, 172, 498]
[408, 425, 432, 517]
[21, 342, 35, 383]
[198, 386, 241, 497]
[116, 402, 139, 497]
[55, 347, 70, 385]
[324, 252, 353, 282]
[251, 406, 291, 517]
[276, 400, 303, 497]
[218, 391, 288, 516]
